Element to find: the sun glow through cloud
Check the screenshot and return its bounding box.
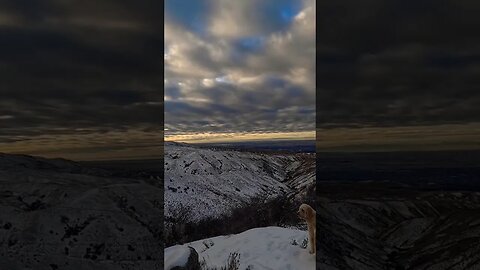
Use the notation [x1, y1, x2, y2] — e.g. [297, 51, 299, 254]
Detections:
[164, 0, 316, 143]
[165, 131, 315, 144]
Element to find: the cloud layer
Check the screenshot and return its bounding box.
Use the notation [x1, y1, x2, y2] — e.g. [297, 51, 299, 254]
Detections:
[317, 0, 480, 129]
[0, 0, 162, 159]
[164, 0, 316, 140]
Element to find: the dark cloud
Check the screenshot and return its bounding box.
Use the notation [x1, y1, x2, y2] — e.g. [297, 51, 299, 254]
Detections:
[317, 0, 480, 129]
[0, 0, 62, 22]
[0, 1, 163, 133]
[0, 0, 162, 159]
[165, 79, 315, 135]
[165, 85, 182, 100]
[232, 37, 266, 54]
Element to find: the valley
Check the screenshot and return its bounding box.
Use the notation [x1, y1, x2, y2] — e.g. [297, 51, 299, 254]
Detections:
[317, 151, 480, 270]
[0, 153, 164, 270]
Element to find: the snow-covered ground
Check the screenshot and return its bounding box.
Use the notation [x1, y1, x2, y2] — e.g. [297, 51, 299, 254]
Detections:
[164, 143, 316, 269]
[165, 226, 315, 270]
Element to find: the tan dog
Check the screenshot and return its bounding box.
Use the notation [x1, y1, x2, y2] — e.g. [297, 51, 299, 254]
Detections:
[297, 203, 316, 254]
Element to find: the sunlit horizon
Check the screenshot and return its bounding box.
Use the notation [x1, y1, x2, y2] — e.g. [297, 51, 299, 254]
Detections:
[165, 131, 315, 144]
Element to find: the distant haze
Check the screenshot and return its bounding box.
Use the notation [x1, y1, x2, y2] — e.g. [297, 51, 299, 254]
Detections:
[318, 123, 480, 152]
[165, 131, 315, 144]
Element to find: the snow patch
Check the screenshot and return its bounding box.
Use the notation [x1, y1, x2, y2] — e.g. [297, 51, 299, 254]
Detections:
[165, 226, 315, 270]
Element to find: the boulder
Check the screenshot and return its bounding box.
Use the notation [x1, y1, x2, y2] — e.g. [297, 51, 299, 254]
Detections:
[167, 246, 200, 270]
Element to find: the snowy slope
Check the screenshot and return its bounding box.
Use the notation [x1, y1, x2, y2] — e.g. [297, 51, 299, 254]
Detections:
[0, 153, 163, 270]
[317, 182, 480, 270]
[164, 142, 297, 223]
[166, 226, 315, 270]
[283, 153, 315, 203]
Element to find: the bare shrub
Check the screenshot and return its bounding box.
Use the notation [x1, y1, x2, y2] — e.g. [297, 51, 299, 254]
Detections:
[165, 193, 303, 247]
[165, 203, 192, 245]
[223, 252, 240, 270]
[200, 252, 240, 270]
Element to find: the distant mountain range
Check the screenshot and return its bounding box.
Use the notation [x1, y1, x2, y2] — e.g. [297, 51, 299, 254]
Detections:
[193, 139, 316, 153]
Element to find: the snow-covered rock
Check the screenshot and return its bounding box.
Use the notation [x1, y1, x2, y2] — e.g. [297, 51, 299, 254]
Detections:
[165, 246, 200, 270]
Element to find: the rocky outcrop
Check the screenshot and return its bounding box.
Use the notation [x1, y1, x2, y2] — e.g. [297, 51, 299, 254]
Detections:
[170, 247, 200, 270]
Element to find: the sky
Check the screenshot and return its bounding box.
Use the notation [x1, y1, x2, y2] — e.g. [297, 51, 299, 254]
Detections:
[164, 0, 316, 143]
[0, 0, 162, 160]
[317, 0, 480, 151]
[2, 0, 478, 160]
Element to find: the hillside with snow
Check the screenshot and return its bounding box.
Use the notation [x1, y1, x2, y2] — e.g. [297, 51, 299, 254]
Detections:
[317, 181, 480, 270]
[0, 153, 163, 270]
[165, 226, 315, 270]
[164, 142, 315, 224]
[315, 151, 480, 269]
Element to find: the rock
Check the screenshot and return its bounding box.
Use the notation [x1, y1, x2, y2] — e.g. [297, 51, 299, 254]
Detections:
[167, 246, 200, 270]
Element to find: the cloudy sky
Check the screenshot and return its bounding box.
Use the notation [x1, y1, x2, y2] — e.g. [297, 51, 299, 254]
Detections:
[3, 0, 477, 159]
[0, 0, 162, 160]
[317, 0, 480, 151]
[164, 0, 316, 143]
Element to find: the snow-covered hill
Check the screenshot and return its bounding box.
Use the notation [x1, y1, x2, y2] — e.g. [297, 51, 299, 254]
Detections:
[164, 142, 315, 223]
[317, 182, 480, 270]
[0, 153, 163, 270]
[165, 226, 315, 270]
[0, 153, 107, 175]
[284, 153, 315, 203]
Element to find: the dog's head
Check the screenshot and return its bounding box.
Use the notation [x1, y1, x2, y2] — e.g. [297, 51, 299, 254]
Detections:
[297, 203, 315, 221]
